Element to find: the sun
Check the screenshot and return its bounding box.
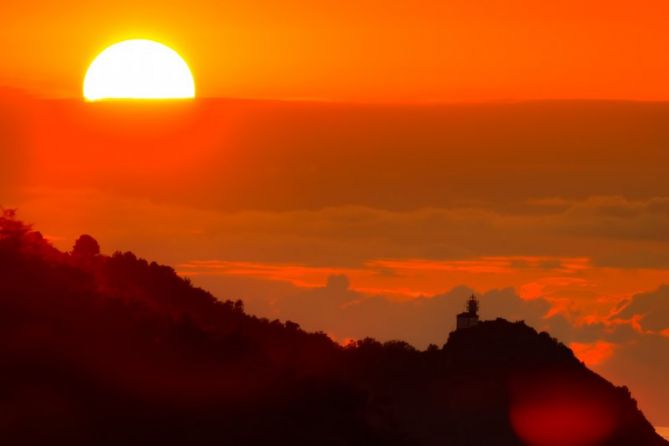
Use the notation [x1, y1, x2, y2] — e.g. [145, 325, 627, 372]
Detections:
[83, 39, 195, 101]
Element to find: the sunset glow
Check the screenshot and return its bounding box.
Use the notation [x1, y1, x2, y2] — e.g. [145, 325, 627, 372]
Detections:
[2, 0, 669, 442]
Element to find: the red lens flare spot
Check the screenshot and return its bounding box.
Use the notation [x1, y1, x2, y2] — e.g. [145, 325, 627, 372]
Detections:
[509, 373, 616, 446]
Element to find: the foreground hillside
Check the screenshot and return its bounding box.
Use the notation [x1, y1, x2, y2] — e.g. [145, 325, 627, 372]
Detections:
[0, 210, 666, 445]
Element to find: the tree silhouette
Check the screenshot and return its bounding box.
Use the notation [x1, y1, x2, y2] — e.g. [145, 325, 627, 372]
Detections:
[72, 234, 100, 257]
[0, 208, 30, 240]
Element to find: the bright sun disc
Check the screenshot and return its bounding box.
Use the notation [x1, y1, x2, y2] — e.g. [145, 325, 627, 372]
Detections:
[83, 39, 195, 101]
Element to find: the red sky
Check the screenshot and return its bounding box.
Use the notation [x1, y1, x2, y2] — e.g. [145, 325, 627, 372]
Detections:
[1, 0, 669, 428]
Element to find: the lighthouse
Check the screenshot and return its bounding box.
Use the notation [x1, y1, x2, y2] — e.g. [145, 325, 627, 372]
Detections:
[456, 294, 480, 330]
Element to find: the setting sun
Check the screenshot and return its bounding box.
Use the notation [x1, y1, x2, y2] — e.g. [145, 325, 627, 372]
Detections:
[83, 39, 195, 101]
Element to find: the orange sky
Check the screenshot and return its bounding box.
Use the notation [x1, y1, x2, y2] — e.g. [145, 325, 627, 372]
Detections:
[1, 0, 669, 101]
[1, 0, 669, 427]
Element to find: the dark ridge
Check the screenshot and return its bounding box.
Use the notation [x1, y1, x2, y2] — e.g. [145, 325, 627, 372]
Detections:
[0, 210, 666, 445]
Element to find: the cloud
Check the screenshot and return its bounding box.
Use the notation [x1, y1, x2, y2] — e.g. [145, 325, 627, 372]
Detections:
[612, 285, 669, 332]
[569, 341, 616, 367]
[12, 188, 669, 272]
[178, 255, 669, 325]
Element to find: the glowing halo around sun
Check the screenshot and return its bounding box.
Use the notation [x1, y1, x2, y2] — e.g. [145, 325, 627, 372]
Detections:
[83, 39, 195, 101]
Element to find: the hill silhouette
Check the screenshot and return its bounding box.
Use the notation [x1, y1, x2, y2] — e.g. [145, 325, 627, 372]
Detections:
[0, 210, 666, 445]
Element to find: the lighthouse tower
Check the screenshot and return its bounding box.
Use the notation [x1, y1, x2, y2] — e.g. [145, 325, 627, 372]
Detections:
[456, 294, 480, 330]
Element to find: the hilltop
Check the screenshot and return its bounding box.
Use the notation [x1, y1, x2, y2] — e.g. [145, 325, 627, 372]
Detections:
[0, 210, 666, 445]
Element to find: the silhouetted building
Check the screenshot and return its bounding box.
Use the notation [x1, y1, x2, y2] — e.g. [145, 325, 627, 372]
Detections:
[456, 294, 479, 330]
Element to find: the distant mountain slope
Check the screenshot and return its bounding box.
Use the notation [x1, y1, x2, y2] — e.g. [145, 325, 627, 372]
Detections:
[0, 210, 666, 445]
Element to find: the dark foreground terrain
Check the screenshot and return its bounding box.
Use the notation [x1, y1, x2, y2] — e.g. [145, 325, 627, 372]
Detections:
[0, 210, 666, 445]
